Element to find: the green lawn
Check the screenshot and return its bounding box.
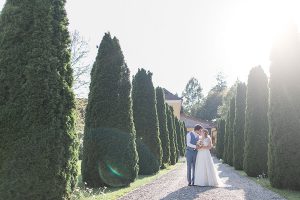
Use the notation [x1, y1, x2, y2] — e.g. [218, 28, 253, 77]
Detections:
[72, 161, 183, 200]
[237, 170, 300, 200]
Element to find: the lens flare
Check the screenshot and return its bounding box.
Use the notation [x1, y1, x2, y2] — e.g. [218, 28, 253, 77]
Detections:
[106, 163, 124, 178]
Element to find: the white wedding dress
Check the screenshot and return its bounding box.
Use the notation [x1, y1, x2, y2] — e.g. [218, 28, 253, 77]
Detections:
[194, 136, 223, 187]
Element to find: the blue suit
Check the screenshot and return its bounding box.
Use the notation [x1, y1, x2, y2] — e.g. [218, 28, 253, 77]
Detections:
[186, 132, 199, 185]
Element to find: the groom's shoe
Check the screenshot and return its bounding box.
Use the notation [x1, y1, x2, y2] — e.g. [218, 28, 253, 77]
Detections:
[188, 183, 192, 186]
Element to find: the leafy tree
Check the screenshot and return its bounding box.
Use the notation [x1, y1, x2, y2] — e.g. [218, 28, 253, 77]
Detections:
[82, 33, 138, 187]
[0, 0, 78, 199]
[193, 72, 227, 120]
[212, 72, 227, 92]
[216, 118, 226, 159]
[156, 87, 170, 167]
[181, 77, 203, 114]
[233, 82, 247, 170]
[132, 69, 162, 174]
[218, 82, 237, 119]
[194, 90, 224, 121]
[70, 30, 91, 94]
[269, 25, 300, 190]
[166, 105, 177, 165]
[243, 66, 269, 177]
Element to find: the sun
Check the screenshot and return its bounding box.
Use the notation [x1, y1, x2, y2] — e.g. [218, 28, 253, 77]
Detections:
[221, 0, 300, 79]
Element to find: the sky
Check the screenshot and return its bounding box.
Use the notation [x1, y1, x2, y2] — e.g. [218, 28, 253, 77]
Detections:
[1, 0, 300, 97]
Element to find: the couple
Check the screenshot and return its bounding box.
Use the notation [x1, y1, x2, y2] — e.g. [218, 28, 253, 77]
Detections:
[186, 124, 223, 187]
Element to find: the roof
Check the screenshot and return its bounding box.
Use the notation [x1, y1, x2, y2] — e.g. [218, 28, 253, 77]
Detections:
[180, 113, 216, 129]
[163, 88, 182, 101]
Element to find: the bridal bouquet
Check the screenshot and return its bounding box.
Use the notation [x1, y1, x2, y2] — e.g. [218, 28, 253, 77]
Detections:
[196, 139, 204, 148]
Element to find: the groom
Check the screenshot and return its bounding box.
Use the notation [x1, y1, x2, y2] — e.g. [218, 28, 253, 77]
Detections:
[186, 124, 203, 186]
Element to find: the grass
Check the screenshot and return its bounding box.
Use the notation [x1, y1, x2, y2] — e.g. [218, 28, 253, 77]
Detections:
[237, 170, 300, 200]
[72, 161, 183, 200]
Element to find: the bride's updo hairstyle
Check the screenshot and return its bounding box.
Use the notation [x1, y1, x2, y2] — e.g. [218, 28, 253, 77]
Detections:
[202, 129, 209, 138]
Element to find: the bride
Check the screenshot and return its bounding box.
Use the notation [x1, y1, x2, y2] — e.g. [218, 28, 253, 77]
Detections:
[194, 129, 223, 187]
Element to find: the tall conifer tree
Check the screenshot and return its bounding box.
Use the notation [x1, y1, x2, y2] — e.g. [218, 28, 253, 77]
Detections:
[170, 107, 179, 162]
[227, 96, 236, 166]
[223, 112, 230, 163]
[175, 117, 184, 157]
[166, 105, 177, 165]
[243, 66, 269, 177]
[82, 33, 138, 187]
[216, 118, 226, 159]
[0, 0, 78, 199]
[132, 69, 162, 173]
[233, 82, 247, 170]
[156, 87, 170, 167]
[269, 25, 300, 189]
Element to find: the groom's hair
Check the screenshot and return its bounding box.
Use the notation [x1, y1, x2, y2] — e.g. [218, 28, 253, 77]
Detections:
[194, 124, 203, 131]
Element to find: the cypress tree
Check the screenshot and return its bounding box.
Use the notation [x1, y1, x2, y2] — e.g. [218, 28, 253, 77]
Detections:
[113, 37, 139, 183]
[51, 0, 79, 193]
[170, 107, 179, 162]
[175, 117, 184, 157]
[82, 33, 138, 187]
[233, 82, 247, 170]
[132, 69, 162, 174]
[156, 87, 170, 167]
[136, 138, 160, 175]
[243, 66, 269, 177]
[179, 121, 186, 156]
[216, 118, 226, 159]
[223, 112, 230, 163]
[227, 96, 236, 166]
[0, 0, 78, 199]
[269, 25, 300, 190]
[166, 105, 177, 165]
[182, 121, 187, 149]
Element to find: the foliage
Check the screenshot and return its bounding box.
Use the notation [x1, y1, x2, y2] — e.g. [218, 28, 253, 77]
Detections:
[132, 68, 162, 172]
[218, 82, 237, 119]
[82, 128, 140, 187]
[156, 87, 170, 167]
[181, 77, 203, 114]
[216, 118, 226, 159]
[0, 0, 78, 199]
[226, 96, 236, 166]
[193, 90, 224, 121]
[82, 33, 138, 187]
[233, 82, 247, 170]
[193, 72, 227, 120]
[223, 111, 230, 163]
[136, 139, 160, 175]
[243, 66, 269, 177]
[170, 107, 179, 162]
[75, 98, 88, 160]
[212, 72, 227, 92]
[179, 121, 186, 156]
[268, 24, 300, 190]
[166, 105, 177, 165]
[175, 117, 184, 157]
[71, 30, 91, 94]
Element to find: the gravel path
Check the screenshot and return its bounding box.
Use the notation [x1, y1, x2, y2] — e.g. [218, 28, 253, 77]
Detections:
[118, 157, 285, 200]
